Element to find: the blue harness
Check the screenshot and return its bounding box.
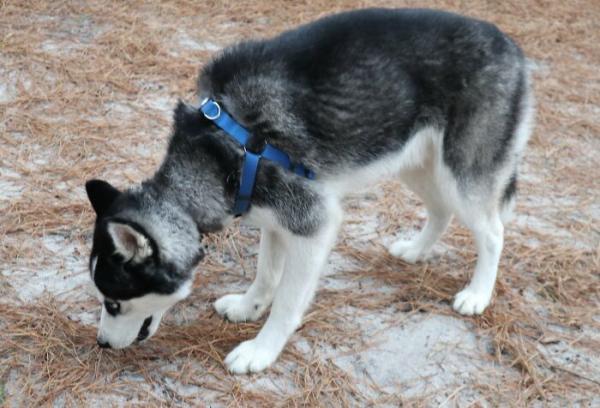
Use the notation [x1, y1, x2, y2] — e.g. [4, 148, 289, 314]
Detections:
[199, 98, 315, 215]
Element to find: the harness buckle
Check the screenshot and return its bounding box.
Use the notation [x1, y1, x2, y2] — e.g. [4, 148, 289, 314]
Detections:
[200, 98, 221, 120]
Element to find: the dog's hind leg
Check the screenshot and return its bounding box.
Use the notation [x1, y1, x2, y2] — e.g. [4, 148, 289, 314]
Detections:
[389, 168, 452, 263]
[214, 229, 285, 322]
[452, 198, 504, 316]
[444, 64, 531, 315]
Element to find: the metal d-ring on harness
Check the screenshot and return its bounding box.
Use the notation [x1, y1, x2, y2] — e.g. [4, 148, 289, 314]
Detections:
[199, 98, 315, 215]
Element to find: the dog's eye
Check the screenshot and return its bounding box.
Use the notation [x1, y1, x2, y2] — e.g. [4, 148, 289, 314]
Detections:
[104, 300, 121, 316]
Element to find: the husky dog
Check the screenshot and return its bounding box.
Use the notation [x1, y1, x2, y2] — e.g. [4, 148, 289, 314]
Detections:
[85, 8, 533, 373]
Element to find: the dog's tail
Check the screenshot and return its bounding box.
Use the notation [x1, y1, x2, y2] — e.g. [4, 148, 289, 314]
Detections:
[500, 171, 517, 224]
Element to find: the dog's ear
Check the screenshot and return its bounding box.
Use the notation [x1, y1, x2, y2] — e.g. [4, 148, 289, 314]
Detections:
[85, 179, 121, 216]
[107, 222, 153, 262]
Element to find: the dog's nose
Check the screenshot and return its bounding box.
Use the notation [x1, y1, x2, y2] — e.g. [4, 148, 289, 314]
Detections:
[136, 316, 153, 342]
[97, 339, 112, 349]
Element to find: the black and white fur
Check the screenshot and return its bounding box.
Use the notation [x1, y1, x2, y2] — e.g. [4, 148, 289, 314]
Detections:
[85, 8, 534, 373]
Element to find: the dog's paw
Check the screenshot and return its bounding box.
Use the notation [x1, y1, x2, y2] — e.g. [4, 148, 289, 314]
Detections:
[225, 339, 279, 374]
[214, 294, 266, 322]
[453, 287, 491, 316]
[388, 239, 427, 264]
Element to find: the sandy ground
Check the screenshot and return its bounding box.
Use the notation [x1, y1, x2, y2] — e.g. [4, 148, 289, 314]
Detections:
[1, 1, 599, 406]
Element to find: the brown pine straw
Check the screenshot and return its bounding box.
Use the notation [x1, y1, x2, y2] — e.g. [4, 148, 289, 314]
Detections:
[1, 0, 599, 406]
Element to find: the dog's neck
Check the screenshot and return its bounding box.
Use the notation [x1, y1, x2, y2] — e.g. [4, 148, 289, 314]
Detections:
[142, 164, 230, 236]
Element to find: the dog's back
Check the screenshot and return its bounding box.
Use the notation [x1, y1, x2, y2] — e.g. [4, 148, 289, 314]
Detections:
[199, 8, 530, 182]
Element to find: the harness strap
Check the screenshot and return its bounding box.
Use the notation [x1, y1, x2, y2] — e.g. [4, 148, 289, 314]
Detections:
[199, 98, 315, 215]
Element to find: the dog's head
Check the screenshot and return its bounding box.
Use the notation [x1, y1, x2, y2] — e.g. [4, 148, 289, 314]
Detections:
[85, 102, 239, 348]
[85, 179, 202, 349]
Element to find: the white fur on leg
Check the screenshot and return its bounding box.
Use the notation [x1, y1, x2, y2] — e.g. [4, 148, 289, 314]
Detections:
[215, 229, 285, 322]
[453, 214, 504, 315]
[453, 286, 492, 315]
[225, 201, 342, 374]
[225, 338, 280, 374]
[390, 157, 453, 264]
[389, 211, 451, 263]
[215, 294, 266, 322]
[388, 239, 426, 263]
[226, 338, 280, 374]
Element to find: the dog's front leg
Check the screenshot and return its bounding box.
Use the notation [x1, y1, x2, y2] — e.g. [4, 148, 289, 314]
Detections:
[224, 201, 342, 374]
[215, 229, 285, 322]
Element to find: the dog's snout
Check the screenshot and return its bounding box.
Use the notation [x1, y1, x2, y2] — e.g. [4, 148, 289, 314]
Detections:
[97, 338, 112, 349]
